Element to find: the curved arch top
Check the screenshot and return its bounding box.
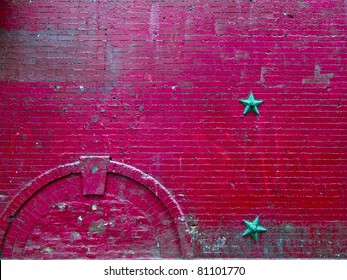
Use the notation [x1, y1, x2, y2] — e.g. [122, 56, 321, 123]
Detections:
[0, 156, 193, 259]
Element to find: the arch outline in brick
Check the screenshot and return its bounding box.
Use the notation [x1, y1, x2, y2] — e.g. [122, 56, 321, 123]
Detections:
[0, 156, 193, 259]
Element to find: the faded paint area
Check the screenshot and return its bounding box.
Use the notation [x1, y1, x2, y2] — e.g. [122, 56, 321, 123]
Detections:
[149, 3, 160, 42]
[191, 223, 346, 258]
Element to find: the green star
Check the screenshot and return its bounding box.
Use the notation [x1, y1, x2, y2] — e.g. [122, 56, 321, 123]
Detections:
[242, 216, 267, 242]
[240, 92, 263, 115]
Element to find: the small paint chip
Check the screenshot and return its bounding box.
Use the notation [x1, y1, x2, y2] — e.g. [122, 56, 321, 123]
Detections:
[57, 203, 66, 210]
[92, 204, 97, 211]
[70, 231, 82, 242]
[78, 216, 83, 221]
[0, 193, 7, 202]
[79, 85, 85, 91]
[284, 12, 295, 18]
[42, 247, 53, 253]
[89, 219, 105, 234]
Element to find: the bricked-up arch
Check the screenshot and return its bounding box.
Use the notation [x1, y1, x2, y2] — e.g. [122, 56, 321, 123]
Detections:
[0, 156, 192, 259]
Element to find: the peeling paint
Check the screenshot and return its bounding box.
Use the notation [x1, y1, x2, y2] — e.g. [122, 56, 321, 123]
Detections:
[302, 64, 334, 86]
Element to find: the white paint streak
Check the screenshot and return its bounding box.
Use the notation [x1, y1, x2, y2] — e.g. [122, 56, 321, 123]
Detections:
[149, 3, 160, 41]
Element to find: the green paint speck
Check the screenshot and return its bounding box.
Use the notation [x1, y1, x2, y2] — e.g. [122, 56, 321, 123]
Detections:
[92, 166, 98, 173]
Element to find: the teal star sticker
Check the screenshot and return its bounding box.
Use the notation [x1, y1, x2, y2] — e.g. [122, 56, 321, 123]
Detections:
[240, 92, 263, 115]
[242, 217, 267, 242]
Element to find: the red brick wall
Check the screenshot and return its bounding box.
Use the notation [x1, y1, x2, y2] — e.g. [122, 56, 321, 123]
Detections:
[0, 0, 346, 258]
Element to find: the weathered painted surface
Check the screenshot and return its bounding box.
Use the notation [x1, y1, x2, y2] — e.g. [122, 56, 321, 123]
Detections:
[0, 0, 346, 258]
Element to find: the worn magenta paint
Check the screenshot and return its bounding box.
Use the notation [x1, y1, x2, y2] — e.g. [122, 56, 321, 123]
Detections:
[0, 0, 346, 258]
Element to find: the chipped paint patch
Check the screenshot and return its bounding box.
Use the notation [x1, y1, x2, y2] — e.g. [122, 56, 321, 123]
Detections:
[42, 247, 53, 253]
[302, 64, 334, 86]
[70, 231, 82, 242]
[89, 219, 106, 234]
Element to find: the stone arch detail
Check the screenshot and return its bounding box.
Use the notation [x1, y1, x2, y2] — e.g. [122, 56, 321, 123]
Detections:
[0, 156, 193, 259]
